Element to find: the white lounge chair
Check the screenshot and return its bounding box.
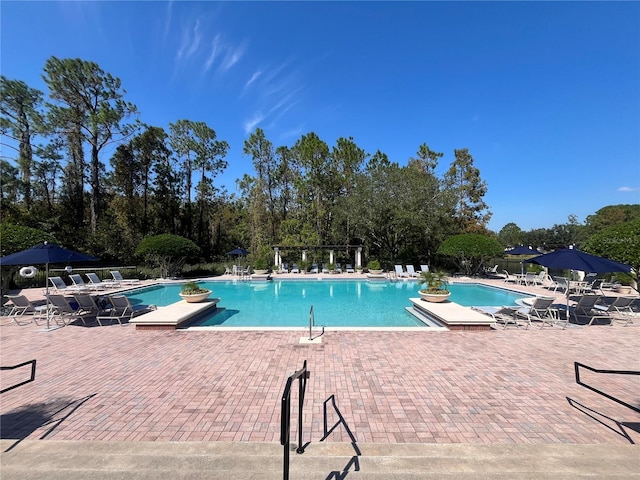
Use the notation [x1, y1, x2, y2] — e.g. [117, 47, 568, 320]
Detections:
[110, 271, 141, 285]
[345, 264, 355, 273]
[86, 272, 118, 289]
[49, 276, 88, 293]
[310, 264, 319, 274]
[503, 270, 518, 284]
[420, 265, 429, 274]
[405, 265, 420, 278]
[394, 265, 408, 278]
[290, 264, 300, 274]
[47, 294, 78, 326]
[69, 273, 104, 291]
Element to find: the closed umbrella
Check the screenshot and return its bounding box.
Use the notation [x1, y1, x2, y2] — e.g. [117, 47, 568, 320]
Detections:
[524, 247, 631, 321]
[226, 248, 250, 256]
[1, 242, 100, 330]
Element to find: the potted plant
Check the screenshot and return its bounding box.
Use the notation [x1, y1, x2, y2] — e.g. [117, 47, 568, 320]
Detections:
[179, 281, 212, 303]
[298, 259, 310, 274]
[367, 259, 383, 275]
[417, 270, 451, 303]
[253, 257, 270, 275]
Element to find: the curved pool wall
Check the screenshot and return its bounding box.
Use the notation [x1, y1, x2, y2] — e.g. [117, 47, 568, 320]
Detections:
[123, 280, 530, 329]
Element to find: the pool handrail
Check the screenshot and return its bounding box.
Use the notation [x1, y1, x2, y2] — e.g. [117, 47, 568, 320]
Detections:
[281, 360, 310, 480]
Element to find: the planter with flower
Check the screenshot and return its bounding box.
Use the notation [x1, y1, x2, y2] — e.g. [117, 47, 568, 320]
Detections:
[179, 281, 212, 303]
[417, 270, 451, 303]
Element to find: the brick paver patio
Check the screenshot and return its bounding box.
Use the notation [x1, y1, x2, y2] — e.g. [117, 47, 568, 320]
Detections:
[1, 279, 639, 447]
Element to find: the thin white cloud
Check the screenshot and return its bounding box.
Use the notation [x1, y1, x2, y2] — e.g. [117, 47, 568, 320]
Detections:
[243, 112, 265, 134]
[163, 1, 173, 38]
[176, 18, 202, 60]
[245, 70, 262, 88]
[220, 43, 246, 71]
[618, 186, 640, 192]
[204, 34, 222, 72]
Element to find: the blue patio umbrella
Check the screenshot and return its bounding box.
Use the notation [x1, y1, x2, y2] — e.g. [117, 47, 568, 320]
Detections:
[226, 248, 250, 256]
[524, 247, 632, 320]
[505, 246, 540, 256]
[523, 248, 631, 274]
[1, 242, 100, 329]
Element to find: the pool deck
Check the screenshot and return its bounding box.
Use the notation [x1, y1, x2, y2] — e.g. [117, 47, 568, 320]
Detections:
[1, 274, 639, 476]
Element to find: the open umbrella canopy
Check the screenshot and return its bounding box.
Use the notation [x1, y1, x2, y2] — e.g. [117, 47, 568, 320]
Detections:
[226, 248, 250, 256]
[505, 246, 540, 256]
[523, 248, 631, 274]
[0, 242, 99, 266]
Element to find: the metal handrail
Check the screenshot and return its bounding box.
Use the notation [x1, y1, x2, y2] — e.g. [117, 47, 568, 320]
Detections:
[281, 360, 310, 480]
[307, 305, 325, 341]
[574, 362, 640, 414]
[1, 359, 36, 394]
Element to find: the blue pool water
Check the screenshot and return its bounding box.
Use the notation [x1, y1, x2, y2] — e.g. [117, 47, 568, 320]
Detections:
[124, 280, 528, 328]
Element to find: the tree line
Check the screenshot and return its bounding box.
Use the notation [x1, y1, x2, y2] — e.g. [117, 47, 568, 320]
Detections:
[2, 56, 637, 271]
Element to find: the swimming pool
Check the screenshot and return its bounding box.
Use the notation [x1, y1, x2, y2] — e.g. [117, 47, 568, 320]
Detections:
[124, 280, 528, 328]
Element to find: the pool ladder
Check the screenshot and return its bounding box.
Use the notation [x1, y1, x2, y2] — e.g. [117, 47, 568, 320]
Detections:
[308, 305, 325, 341]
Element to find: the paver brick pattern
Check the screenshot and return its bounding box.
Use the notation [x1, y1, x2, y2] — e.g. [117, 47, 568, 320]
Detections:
[2, 310, 639, 446]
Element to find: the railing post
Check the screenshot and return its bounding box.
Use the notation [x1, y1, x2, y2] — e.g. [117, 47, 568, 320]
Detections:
[281, 360, 309, 480]
[308, 305, 314, 340]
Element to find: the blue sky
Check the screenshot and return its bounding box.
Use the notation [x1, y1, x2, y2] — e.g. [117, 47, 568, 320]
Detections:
[2, 1, 639, 232]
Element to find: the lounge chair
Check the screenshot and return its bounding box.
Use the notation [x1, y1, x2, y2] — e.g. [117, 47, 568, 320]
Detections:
[72, 293, 108, 325]
[420, 265, 429, 274]
[524, 272, 537, 286]
[334, 263, 343, 274]
[110, 271, 141, 285]
[322, 264, 330, 274]
[69, 273, 104, 291]
[552, 276, 569, 293]
[309, 263, 319, 274]
[569, 295, 610, 325]
[223, 265, 233, 275]
[473, 305, 524, 329]
[4, 295, 47, 325]
[503, 270, 518, 284]
[405, 265, 420, 278]
[49, 276, 88, 293]
[394, 265, 409, 278]
[484, 265, 499, 275]
[290, 264, 300, 274]
[96, 295, 151, 326]
[345, 264, 355, 273]
[514, 296, 559, 329]
[47, 294, 78, 326]
[86, 272, 118, 289]
[593, 296, 636, 326]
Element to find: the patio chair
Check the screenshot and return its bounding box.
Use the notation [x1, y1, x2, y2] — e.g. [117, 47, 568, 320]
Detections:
[334, 263, 343, 274]
[279, 263, 289, 274]
[223, 265, 233, 275]
[569, 295, 610, 325]
[514, 296, 560, 329]
[322, 264, 330, 274]
[47, 294, 78, 326]
[290, 264, 300, 274]
[69, 273, 104, 291]
[4, 295, 47, 325]
[503, 270, 518, 284]
[394, 265, 409, 278]
[472, 305, 524, 329]
[109, 270, 141, 285]
[49, 276, 88, 293]
[345, 264, 355, 273]
[524, 272, 537, 286]
[593, 296, 636, 327]
[405, 265, 420, 278]
[86, 272, 118, 289]
[552, 276, 569, 293]
[310, 264, 319, 274]
[420, 265, 429, 274]
[72, 293, 108, 325]
[96, 295, 152, 326]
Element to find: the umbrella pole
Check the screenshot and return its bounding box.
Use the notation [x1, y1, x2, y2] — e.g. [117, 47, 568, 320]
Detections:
[46, 263, 51, 330]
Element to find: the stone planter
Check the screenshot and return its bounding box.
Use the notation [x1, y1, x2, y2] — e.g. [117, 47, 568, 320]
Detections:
[616, 286, 632, 295]
[368, 269, 383, 275]
[418, 290, 451, 303]
[253, 269, 268, 275]
[179, 290, 212, 303]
